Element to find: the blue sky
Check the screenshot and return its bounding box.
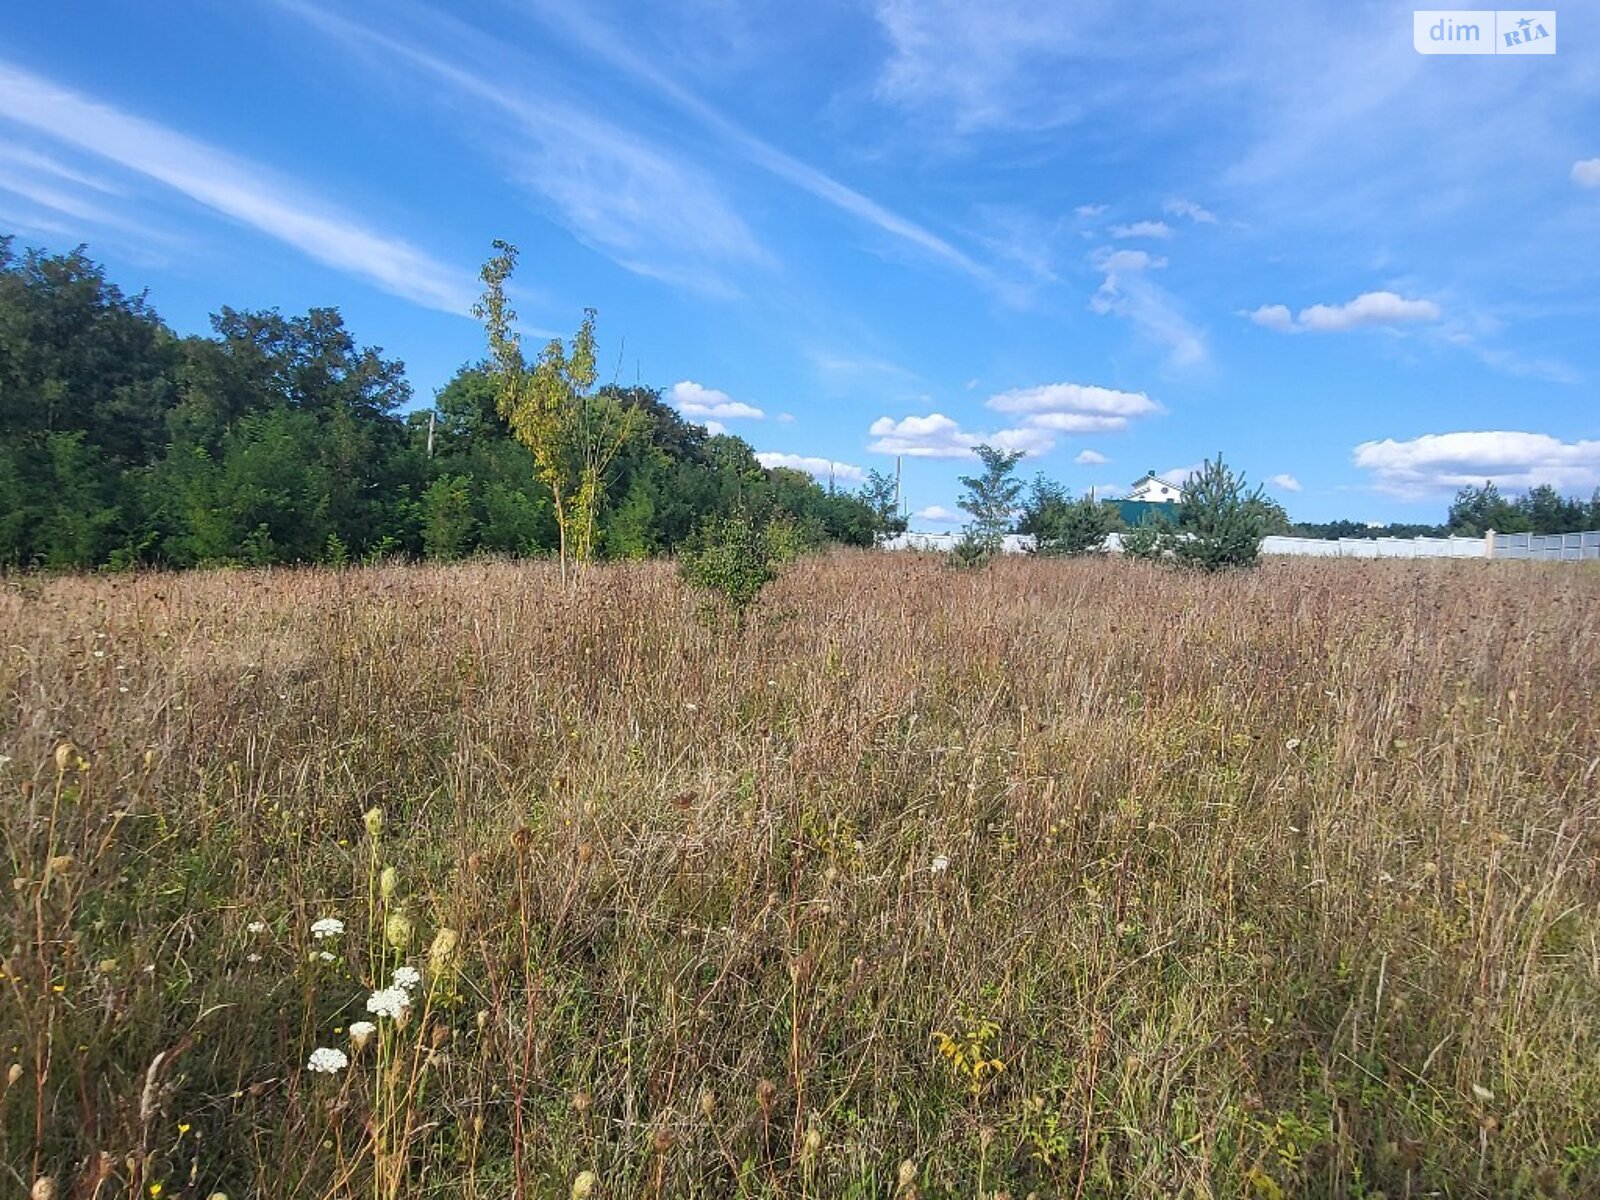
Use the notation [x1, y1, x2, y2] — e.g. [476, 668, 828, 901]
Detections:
[2, 1, 1597, 523]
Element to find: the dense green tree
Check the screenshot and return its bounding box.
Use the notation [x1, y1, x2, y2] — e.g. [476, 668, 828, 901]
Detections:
[1166, 455, 1269, 571]
[1017, 473, 1120, 556]
[857, 469, 908, 545]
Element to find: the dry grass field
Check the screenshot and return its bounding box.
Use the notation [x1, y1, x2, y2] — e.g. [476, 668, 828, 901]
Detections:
[3, 554, 1598, 1199]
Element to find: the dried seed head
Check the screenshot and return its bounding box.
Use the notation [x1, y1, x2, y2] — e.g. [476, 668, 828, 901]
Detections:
[755, 1078, 777, 1115]
[362, 807, 384, 838]
[699, 1089, 717, 1118]
[803, 1127, 823, 1153]
[897, 1159, 918, 1188]
[652, 1125, 674, 1154]
[577, 842, 594, 865]
[475, 1009, 489, 1032]
[379, 867, 399, 900]
[31, 1180, 56, 1200]
[54, 742, 76, 773]
[428, 927, 459, 973]
[48, 855, 74, 877]
[570, 1170, 598, 1200]
[7, 1063, 23, 1086]
[511, 826, 533, 852]
[430, 1023, 451, 1050]
[383, 913, 412, 949]
[572, 1089, 593, 1114]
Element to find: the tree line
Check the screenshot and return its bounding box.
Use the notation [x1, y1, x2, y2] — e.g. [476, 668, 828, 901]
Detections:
[0, 237, 898, 570]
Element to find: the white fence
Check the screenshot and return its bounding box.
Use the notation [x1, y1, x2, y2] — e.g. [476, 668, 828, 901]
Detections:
[1489, 530, 1600, 560]
[884, 529, 1600, 560]
[1261, 534, 1486, 558]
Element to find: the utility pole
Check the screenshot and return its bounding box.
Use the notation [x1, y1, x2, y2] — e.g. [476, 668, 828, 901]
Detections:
[895, 455, 903, 516]
[426, 411, 436, 459]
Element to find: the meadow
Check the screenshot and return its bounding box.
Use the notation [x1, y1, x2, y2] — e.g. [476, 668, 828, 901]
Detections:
[2, 553, 1598, 1199]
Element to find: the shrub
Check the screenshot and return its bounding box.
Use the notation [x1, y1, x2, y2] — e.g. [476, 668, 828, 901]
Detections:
[1120, 522, 1164, 561]
[678, 508, 779, 623]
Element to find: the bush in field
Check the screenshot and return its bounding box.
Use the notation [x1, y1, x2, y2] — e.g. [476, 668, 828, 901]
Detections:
[1120, 522, 1164, 560]
[678, 508, 780, 622]
[1033, 493, 1118, 557]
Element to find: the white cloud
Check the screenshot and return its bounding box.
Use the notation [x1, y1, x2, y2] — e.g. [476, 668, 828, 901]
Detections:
[1572, 158, 1600, 188]
[913, 505, 961, 523]
[1075, 449, 1110, 465]
[1250, 290, 1442, 333]
[668, 380, 764, 420]
[1159, 464, 1204, 488]
[1095, 248, 1166, 273]
[987, 382, 1161, 419]
[1163, 198, 1218, 224]
[1269, 473, 1303, 492]
[1074, 203, 1107, 218]
[1089, 247, 1206, 369]
[703, 420, 729, 436]
[756, 452, 866, 482]
[1247, 304, 1296, 331]
[0, 61, 472, 313]
[1352, 431, 1600, 496]
[867, 412, 1053, 459]
[776, 412, 796, 423]
[1109, 220, 1174, 239]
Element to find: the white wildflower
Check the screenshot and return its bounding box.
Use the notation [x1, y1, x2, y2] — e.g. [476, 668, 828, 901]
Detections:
[349, 1020, 377, 1050]
[366, 986, 412, 1019]
[310, 917, 345, 941]
[246, 953, 262, 963]
[392, 965, 422, 991]
[1471, 1083, 1495, 1103]
[1284, 737, 1301, 751]
[307, 1046, 349, 1074]
[317, 951, 336, 963]
[247, 921, 267, 934]
[930, 854, 950, 875]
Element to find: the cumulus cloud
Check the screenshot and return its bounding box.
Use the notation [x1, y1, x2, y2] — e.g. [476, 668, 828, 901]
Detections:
[703, 420, 729, 436]
[1075, 449, 1110, 465]
[868, 412, 1053, 459]
[913, 505, 962, 523]
[669, 380, 764, 420]
[1074, 203, 1107, 217]
[1572, 158, 1600, 187]
[986, 382, 1161, 419]
[1247, 304, 1295, 332]
[755, 452, 866, 482]
[1163, 198, 1218, 224]
[1352, 430, 1600, 496]
[1109, 220, 1174, 239]
[1250, 290, 1441, 333]
[1269, 473, 1303, 492]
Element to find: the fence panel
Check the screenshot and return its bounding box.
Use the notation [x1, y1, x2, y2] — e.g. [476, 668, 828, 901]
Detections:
[1491, 530, 1600, 560]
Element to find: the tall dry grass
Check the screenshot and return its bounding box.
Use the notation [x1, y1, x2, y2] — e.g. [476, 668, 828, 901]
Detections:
[2, 553, 1598, 1199]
